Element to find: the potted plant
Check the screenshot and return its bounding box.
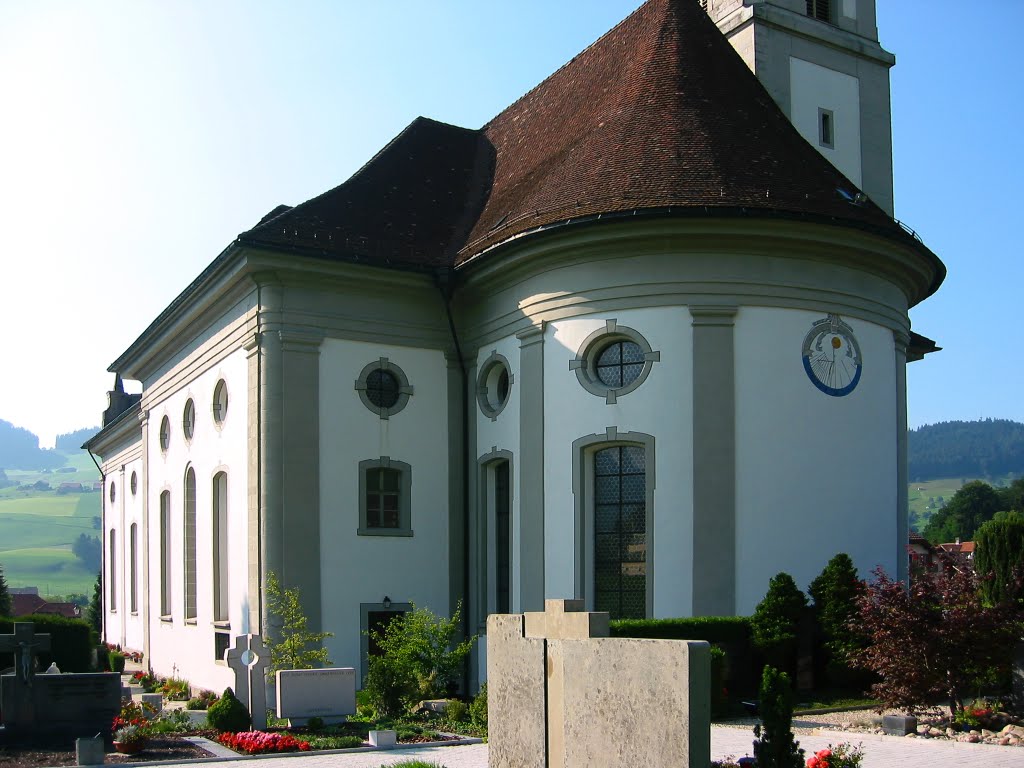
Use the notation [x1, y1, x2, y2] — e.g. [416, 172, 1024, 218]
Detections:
[112, 723, 148, 754]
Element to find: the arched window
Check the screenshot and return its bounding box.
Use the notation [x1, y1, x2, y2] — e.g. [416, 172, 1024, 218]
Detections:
[108, 529, 117, 610]
[130, 523, 138, 613]
[213, 472, 229, 623]
[160, 490, 172, 617]
[593, 445, 647, 619]
[572, 428, 655, 620]
[184, 468, 197, 621]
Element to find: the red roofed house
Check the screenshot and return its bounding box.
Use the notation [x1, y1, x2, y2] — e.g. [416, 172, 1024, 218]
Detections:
[86, 0, 944, 692]
[12, 592, 82, 619]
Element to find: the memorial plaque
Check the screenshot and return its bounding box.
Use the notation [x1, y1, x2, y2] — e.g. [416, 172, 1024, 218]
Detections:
[276, 667, 356, 725]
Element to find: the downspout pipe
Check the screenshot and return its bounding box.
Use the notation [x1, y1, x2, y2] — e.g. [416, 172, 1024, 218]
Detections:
[435, 266, 472, 690]
[86, 445, 106, 639]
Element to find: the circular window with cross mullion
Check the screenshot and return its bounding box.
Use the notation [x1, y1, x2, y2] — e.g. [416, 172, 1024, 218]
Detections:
[355, 358, 413, 419]
[570, 320, 660, 405]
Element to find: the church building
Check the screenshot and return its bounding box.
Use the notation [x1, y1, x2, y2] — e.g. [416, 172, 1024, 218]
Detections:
[87, 0, 944, 692]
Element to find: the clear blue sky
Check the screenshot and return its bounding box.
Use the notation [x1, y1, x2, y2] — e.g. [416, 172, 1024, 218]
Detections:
[0, 1, 1019, 446]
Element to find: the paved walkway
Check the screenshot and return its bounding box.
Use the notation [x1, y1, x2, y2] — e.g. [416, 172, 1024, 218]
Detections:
[152, 726, 1024, 768]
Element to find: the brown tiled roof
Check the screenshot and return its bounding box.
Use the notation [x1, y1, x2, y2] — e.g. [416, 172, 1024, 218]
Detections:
[236, 0, 940, 288]
[239, 117, 491, 269]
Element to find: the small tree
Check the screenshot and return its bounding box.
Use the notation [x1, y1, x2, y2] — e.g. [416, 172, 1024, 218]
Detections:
[751, 573, 808, 676]
[974, 514, 1024, 605]
[87, 572, 103, 634]
[808, 553, 864, 687]
[363, 602, 475, 717]
[264, 571, 333, 675]
[752, 666, 804, 768]
[850, 566, 1024, 717]
[0, 563, 11, 617]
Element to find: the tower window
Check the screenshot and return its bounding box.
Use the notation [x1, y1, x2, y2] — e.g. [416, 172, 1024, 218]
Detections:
[806, 0, 832, 24]
[818, 108, 835, 149]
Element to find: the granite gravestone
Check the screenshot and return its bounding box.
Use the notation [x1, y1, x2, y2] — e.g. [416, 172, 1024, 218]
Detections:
[276, 667, 356, 726]
[0, 622, 121, 746]
[224, 634, 270, 731]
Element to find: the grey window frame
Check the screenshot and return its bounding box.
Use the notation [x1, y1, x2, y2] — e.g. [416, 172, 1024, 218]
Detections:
[129, 522, 138, 614]
[354, 358, 413, 419]
[572, 427, 656, 619]
[570, 320, 660, 404]
[183, 467, 197, 623]
[183, 398, 196, 441]
[476, 350, 514, 421]
[212, 471, 229, 623]
[159, 490, 172, 619]
[818, 107, 835, 149]
[159, 415, 171, 452]
[358, 457, 413, 536]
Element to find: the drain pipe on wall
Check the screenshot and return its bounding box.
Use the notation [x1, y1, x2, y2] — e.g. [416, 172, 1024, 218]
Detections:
[435, 267, 473, 691]
[86, 446, 106, 637]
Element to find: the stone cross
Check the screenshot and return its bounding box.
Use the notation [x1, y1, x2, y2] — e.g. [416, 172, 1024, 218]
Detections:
[0, 623, 52, 686]
[224, 634, 270, 730]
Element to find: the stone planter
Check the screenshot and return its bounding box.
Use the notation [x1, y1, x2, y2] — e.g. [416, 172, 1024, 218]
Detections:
[113, 739, 147, 755]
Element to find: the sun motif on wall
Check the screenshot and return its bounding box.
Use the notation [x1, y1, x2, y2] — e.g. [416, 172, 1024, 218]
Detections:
[801, 313, 862, 397]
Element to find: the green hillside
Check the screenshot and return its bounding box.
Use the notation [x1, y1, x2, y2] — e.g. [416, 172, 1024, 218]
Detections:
[0, 447, 100, 596]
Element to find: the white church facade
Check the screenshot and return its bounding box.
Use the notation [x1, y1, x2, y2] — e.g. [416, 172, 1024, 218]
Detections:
[88, 0, 944, 692]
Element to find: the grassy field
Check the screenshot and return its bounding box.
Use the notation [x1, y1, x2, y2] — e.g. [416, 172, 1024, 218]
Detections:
[0, 449, 100, 595]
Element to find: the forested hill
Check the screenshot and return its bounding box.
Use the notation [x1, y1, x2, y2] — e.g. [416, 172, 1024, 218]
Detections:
[909, 419, 1024, 481]
[0, 419, 98, 470]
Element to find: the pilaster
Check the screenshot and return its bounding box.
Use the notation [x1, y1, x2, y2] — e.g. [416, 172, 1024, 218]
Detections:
[516, 323, 545, 611]
[689, 305, 737, 616]
[894, 330, 909, 584]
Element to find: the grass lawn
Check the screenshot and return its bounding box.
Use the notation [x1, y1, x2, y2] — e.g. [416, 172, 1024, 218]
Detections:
[0, 546, 98, 594]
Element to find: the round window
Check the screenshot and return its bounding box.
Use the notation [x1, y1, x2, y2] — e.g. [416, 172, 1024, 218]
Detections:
[595, 340, 644, 388]
[130, 471, 138, 496]
[571, 320, 660, 405]
[109, 482, 116, 504]
[355, 359, 412, 418]
[159, 415, 170, 452]
[212, 380, 228, 426]
[366, 369, 400, 409]
[183, 398, 196, 440]
[476, 352, 513, 420]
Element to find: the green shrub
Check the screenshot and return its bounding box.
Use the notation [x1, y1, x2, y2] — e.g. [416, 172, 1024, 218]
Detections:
[612, 616, 755, 692]
[0, 615, 94, 672]
[751, 573, 807, 678]
[264, 571, 333, 675]
[362, 602, 475, 718]
[445, 699, 468, 722]
[108, 650, 126, 672]
[306, 734, 365, 749]
[809, 554, 867, 689]
[469, 682, 487, 729]
[186, 689, 218, 710]
[709, 645, 727, 717]
[206, 687, 251, 732]
[753, 666, 804, 768]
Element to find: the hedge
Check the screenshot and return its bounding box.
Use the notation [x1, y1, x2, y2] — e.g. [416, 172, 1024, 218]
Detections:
[611, 616, 756, 694]
[0, 614, 94, 672]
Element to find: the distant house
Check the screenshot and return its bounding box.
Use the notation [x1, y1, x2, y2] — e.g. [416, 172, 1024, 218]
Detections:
[938, 539, 975, 570]
[57, 482, 84, 494]
[11, 592, 83, 619]
[909, 531, 938, 576]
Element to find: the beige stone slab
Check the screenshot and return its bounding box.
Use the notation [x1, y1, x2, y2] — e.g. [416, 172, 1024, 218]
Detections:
[524, 599, 609, 640]
[549, 637, 711, 768]
[486, 614, 546, 768]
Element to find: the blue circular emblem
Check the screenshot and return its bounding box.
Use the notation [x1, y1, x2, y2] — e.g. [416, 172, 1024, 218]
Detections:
[801, 314, 862, 397]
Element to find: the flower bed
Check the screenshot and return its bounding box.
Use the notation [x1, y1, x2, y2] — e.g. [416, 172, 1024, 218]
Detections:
[216, 731, 311, 755]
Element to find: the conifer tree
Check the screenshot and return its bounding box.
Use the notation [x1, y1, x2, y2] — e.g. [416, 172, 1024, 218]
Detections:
[752, 666, 804, 768]
[751, 573, 807, 677]
[808, 553, 864, 685]
[0, 563, 11, 617]
[87, 572, 103, 634]
[974, 515, 1024, 606]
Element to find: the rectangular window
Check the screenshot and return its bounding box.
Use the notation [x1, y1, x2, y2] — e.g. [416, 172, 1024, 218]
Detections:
[495, 461, 511, 614]
[213, 472, 229, 623]
[160, 490, 172, 617]
[818, 108, 834, 149]
[806, 0, 832, 24]
[108, 529, 117, 610]
[358, 458, 413, 536]
[184, 469, 197, 621]
[130, 523, 138, 613]
[593, 445, 646, 620]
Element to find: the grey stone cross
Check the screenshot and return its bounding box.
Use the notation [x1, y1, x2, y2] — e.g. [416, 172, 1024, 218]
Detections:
[0, 623, 52, 686]
[224, 634, 269, 730]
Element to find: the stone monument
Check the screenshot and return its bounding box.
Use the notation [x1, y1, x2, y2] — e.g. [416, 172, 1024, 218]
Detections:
[488, 599, 711, 768]
[224, 634, 270, 731]
[0, 622, 121, 746]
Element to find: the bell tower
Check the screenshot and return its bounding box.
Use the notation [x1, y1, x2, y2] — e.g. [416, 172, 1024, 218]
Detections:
[707, 0, 896, 215]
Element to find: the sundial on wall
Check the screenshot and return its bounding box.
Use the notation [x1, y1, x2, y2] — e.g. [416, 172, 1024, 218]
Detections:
[802, 313, 862, 397]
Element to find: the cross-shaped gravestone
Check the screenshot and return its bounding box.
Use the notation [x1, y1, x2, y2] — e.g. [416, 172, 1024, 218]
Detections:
[224, 634, 269, 730]
[0, 622, 52, 686]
